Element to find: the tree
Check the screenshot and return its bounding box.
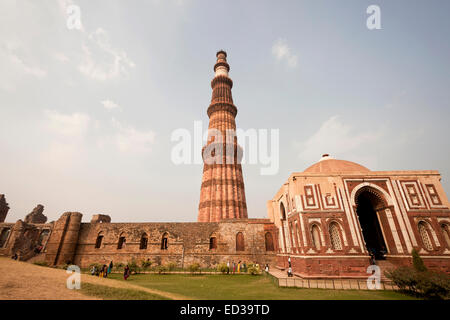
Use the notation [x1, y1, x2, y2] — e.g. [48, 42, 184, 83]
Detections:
[412, 249, 427, 272]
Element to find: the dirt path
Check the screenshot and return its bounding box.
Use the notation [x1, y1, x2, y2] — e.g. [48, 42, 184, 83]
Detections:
[0, 258, 188, 300]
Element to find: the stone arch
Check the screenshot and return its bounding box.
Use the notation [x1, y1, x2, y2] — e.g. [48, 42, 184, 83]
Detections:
[265, 232, 274, 251]
[0, 228, 10, 248]
[140, 233, 148, 250]
[38, 229, 50, 246]
[117, 232, 126, 249]
[329, 222, 343, 250]
[310, 224, 322, 250]
[95, 231, 104, 249]
[353, 185, 390, 259]
[441, 223, 450, 249]
[418, 220, 434, 251]
[236, 232, 245, 251]
[279, 201, 286, 220]
[350, 183, 393, 208]
[161, 232, 169, 250]
[209, 232, 218, 250]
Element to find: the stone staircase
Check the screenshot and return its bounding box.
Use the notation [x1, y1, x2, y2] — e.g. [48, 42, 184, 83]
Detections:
[376, 260, 397, 282]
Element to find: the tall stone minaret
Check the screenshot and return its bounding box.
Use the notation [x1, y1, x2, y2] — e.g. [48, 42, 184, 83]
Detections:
[197, 51, 248, 222]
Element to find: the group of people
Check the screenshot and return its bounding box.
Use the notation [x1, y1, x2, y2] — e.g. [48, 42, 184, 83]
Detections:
[90, 260, 131, 281]
[226, 260, 247, 274]
[90, 261, 114, 278]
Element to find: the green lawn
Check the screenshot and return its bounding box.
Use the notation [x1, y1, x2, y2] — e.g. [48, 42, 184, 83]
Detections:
[81, 283, 170, 300]
[106, 273, 417, 300]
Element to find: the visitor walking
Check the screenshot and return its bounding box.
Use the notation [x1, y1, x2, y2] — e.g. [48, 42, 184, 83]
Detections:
[237, 261, 241, 273]
[90, 265, 97, 276]
[108, 260, 113, 274]
[232, 262, 236, 274]
[226, 261, 230, 274]
[287, 266, 293, 277]
[124, 265, 130, 280]
[265, 264, 269, 273]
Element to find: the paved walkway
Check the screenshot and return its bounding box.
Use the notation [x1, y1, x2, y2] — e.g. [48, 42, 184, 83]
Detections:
[268, 268, 397, 291]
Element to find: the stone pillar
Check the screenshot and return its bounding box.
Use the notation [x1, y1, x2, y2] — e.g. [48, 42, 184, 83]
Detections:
[45, 212, 82, 266]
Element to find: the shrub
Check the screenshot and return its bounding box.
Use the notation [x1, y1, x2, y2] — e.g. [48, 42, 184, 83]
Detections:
[114, 262, 125, 271]
[247, 263, 261, 276]
[412, 249, 427, 272]
[188, 263, 201, 274]
[416, 271, 450, 299]
[156, 265, 167, 274]
[217, 263, 229, 274]
[385, 266, 450, 299]
[141, 260, 152, 271]
[33, 261, 48, 267]
[167, 262, 177, 271]
[128, 259, 140, 274]
[385, 266, 418, 292]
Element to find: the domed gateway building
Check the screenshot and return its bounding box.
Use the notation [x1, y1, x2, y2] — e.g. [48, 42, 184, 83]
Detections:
[267, 154, 450, 278]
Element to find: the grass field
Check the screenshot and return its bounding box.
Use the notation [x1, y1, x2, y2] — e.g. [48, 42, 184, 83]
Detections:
[103, 273, 417, 300]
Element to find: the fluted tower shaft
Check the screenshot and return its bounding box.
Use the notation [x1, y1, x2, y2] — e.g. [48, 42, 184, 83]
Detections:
[197, 51, 248, 222]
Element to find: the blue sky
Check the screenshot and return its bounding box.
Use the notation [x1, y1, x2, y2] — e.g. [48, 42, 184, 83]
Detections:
[1, 0, 449, 223]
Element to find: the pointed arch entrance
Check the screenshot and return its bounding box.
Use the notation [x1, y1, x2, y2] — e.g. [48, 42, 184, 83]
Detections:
[355, 187, 388, 259]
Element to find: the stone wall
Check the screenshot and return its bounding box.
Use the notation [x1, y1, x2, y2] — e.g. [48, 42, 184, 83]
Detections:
[71, 218, 278, 268]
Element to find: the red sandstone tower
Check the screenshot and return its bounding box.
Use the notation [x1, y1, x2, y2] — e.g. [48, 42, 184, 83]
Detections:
[197, 51, 248, 222]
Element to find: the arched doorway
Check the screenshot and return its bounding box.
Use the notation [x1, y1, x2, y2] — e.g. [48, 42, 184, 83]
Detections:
[355, 188, 388, 260]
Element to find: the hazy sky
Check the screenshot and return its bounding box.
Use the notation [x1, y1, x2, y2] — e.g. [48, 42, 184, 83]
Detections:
[1, 0, 449, 223]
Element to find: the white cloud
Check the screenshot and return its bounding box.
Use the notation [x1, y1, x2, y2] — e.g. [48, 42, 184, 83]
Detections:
[101, 99, 121, 111]
[111, 118, 156, 154]
[297, 115, 384, 166]
[44, 110, 90, 138]
[272, 39, 298, 68]
[79, 28, 135, 81]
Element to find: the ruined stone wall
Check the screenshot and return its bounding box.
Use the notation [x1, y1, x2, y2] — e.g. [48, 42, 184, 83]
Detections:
[45, 212, 82, 265]
[72, 219, 278, 268]
[0, 221, 53, 259]
[0, 195, 9, 223]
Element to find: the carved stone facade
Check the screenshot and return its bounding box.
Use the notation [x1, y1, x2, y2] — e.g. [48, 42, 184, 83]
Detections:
[268, 154, 450, 277]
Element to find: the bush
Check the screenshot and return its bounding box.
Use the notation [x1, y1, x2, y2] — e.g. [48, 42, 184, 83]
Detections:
[114, 262, 125, 271]
[385, 266, 450, 299]
[156, 265, 167, 274]
[416, 271, 450, 299]
[33, 261, 48, 267]
[167, 262, 177, 271]
[188, 263, 201, 274]
[141, 260, 152, 271]
[385, 266, 418, 292]
[247, 263, 261, 276]
[217, 263, 229, 274]
[128, 259, 140, 274]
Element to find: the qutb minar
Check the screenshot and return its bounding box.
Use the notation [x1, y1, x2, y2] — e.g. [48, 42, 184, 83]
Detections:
[198, 51, 248, 222]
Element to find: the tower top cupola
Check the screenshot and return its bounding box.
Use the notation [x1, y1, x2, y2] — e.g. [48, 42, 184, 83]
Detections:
[214, 50, 230, 77]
